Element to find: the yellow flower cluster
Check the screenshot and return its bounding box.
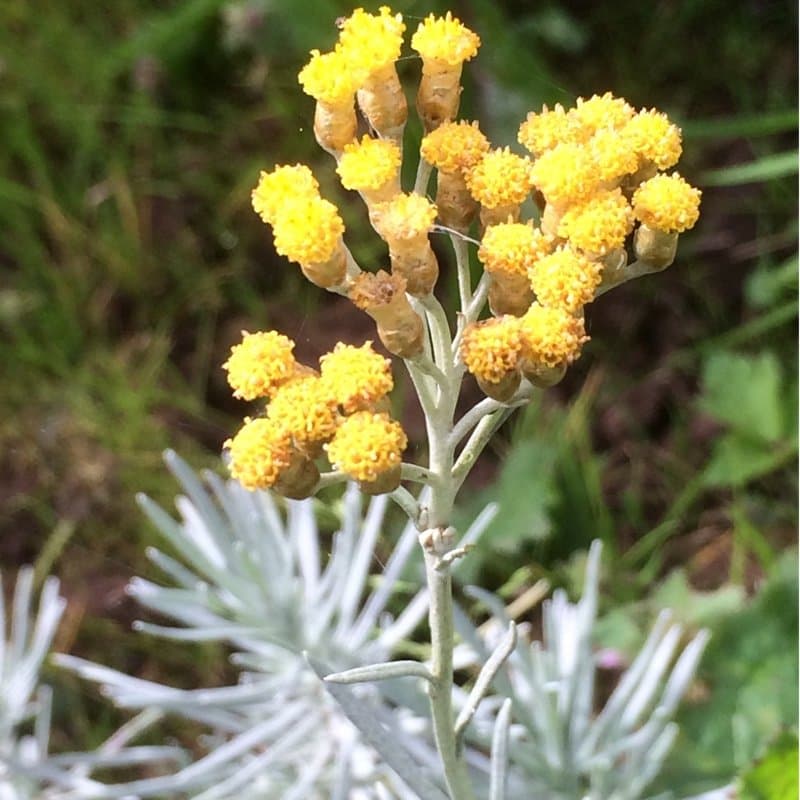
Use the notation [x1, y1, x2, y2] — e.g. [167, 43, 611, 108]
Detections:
[252, 167, 347, 289]
[230, 8, 701, 494]
[224, 332, 405, 494]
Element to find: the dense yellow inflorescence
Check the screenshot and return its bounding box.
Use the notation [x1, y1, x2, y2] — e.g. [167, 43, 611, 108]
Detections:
[411, 12, 480, 65]
[223, 331, 297, 401]
[337, 135, 402, 193]
[229, 8, 700, 496]
[271, 196, 345, 267]
[466, 148, 533, 209]
[298, 47, 360, 105]
[557, 188, 635, 256]
[338, 6, 405, 73]
[420, 120, 490, 174]
[319, 342, 394, 414]
[632, 173, 702, 233]
[266, 376, 339, 452]
[325, 411, 407, 483]
[518, 303, 589, 370]
[529, 247, 603, 314]
[460, 317, 522, 384]
[478, 222, 553, 279]
[225, 418, 293, 491]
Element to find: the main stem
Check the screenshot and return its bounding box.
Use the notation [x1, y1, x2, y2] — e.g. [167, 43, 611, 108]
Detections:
[410, 287, 477, 799]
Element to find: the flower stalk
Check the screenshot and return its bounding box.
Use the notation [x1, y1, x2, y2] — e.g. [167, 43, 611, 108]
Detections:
[224, 8, 701, 796]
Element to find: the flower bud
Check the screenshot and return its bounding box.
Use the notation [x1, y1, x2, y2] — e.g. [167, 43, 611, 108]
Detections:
[272, 449, 321, 500]
[476, 369, 521, 403]
[634, 224, 678, 270]
[348, 270, 424, 358]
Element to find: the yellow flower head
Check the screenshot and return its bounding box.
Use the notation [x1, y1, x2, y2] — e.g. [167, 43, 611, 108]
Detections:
[459, 316, 522, 384]
[325, 411, 407, 483]
[252, 165, 320, 225]
[266, 375, 339, 449]
[530, 142, 599, 208]
[588, 128, 640, 183]
[518, 303, 589, 369]
[568, 92, 635, 139]
[623, 109, 683, 170]
[478, 221, 554, 279]
[336, 135, 402, 193]
[225, 417, 293, 491]
[411, 12, 480, 66]
[529, 246, 603, 314]
[319, 341, 394, 413]
[557, 187, 634, 256]
[272, 196, 345, 266]
[466, 148, 533, 209]
[373, 192, 437, 242]
[338, 6, 405, 74]
[517, 103, 576, 156]
[420, 120, 490, 174]
[299, 47, 361, 105]
[223, 330, 297, 400]
[632, 172, 702, 233]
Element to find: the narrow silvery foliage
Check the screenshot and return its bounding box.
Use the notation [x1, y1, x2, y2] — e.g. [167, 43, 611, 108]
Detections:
[0, 570, 184, 799]
[57, 451, 496, 799]
[462, 542, 714, 800]
[0, 568, 65, 799]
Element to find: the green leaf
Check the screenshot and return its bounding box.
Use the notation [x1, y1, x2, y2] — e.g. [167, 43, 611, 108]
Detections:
[699, 351, 785, 443]
[473, 439, 560, 550]
[654, 552, 799, 794]
[702, 432, 792, 488]
[745, 256, 799, 310]
[740, 730, 799, 800]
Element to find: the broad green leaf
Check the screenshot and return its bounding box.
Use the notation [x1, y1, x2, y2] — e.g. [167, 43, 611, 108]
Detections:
[699, 351, 785, 443]
[740, 730, 799, 800]
[745, 256, 799, 310]
[702, 432, 791, 488]
[654, 552, 798, 794]
[470, 439, 560, 550]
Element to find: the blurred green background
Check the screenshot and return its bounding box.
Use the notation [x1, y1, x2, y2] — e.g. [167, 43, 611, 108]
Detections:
[0, 0, 797, 793]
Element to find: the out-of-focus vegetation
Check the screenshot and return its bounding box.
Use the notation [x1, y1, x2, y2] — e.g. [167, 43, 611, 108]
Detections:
[1, 0, 796, 793]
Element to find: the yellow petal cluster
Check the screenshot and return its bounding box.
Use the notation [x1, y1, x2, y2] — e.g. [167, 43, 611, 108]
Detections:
[632, 173, 701, 233]
[319, 341, 394, 414]
[557, 188, 635, 256]
[460, 317, 522, 384]
[298, 48, 360, 105]
[338, 6, 405, 73]
[622, 108, 683, 170]
[252, 165, 320, 225]
[530, 142, 599, 208]
[266, 375, 339, 450]
[411, 12, 480, 65]
[517, 104, 575, 156]
[466, 148, 533, 209]
[529, 247, 603, 314]
[420, 120, 490, 174]
[272, 196, 345, 266]
[518, 304, 589, 369]
[478, 222, 553, 278]
[325, 411, 407, 483]
[337, 135, 402, 192]
[223, 331, 297, 401]
[569, 92, 635, 138]
[225, 417, 293, 491]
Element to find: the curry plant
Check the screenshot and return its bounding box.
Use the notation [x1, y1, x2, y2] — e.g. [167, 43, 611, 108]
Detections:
[3, 7, 716, 799]
[220, 8, 700, 799]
